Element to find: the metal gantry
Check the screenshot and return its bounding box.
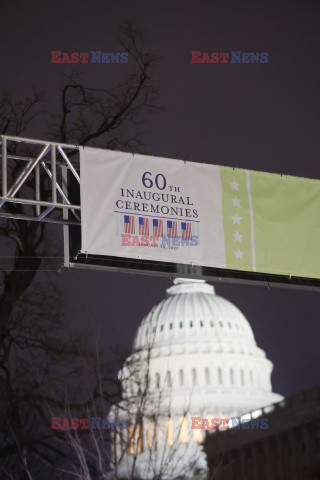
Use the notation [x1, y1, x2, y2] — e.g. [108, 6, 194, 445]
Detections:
[0, 135, 81, 226]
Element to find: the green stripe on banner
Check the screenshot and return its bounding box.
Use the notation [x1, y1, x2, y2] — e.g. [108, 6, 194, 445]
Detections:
[220, 167, 253, 271]
[249, 171, 320, 279]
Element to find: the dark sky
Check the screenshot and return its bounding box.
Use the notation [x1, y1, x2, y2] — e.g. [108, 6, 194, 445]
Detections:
[1, 0, 319, 398]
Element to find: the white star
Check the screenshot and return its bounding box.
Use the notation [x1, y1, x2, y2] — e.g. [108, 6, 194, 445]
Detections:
[231, 196, 241, 207]
[230, 179, 239, 190]
[231, 213, 242, 225]
[232, 231, 243, 242]
[234, 248, 244, 259]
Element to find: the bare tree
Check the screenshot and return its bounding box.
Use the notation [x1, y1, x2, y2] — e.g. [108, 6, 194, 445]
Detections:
[50, 20, 159, 150]
[0, 19, 159, 479]
[54, 314, 207, 480]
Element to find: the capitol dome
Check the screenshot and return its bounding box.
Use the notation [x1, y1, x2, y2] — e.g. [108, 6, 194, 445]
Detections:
[134, 278, 257, 352]
[111, 278, 283, 479]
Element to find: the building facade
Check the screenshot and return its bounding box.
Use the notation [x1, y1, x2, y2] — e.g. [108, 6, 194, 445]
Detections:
[203, 386, 320, 480]
[111, 278, 282, 479]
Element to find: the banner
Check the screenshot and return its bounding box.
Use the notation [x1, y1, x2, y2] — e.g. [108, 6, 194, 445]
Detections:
[80, 147, 320, 280]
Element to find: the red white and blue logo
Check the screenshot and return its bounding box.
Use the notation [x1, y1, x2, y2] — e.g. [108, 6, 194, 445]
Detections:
[124, 215, 135, 234]
[139, 216, 149, 235]
[116, 213, 199, 247]
[153, 219, 163, 237]
[181, 222, 192, 240]
[167, 220, 178, 238]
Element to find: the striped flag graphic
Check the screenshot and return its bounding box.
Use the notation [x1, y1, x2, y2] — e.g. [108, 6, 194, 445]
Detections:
[139, 217, 149, 235]
[124, 215, 135, 234]
[167, 220, 178, 238]
[153, 219, 163, 237]
[181, 222, 192, 240]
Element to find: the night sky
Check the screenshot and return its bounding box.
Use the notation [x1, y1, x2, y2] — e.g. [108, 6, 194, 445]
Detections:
[1, 0, 319, 398]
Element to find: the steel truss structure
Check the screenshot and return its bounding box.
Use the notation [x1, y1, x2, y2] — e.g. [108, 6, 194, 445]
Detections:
[1, 135, 319, 291]
[0, 135, 81, 226]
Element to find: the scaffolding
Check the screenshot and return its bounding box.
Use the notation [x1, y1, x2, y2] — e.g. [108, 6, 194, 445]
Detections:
[0, 135, 81, 226]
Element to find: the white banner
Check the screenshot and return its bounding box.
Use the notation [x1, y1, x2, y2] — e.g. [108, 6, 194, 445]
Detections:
[80, 147, 226, 269]
[80, 147, 320, 280]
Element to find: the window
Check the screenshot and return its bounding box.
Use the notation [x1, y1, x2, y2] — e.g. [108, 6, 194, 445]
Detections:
[155, 373, 160, 389]
[128, 425, 134, 454]
[193, 419, 203, 442]
[146, 422, 152, 450]
[169, 323, 173, 330]
[166, 370, 172, 387]
[142, 421, 157, 452]
[218, 367, 222, 384]
[153, 420, 158, 450]
[160, 325, 164, 331]
[190, 321, 193, 327]
[219, 321, 223, 327]
[180, 321, 183, 328]
[200, 321, 204, 327]
[192, 368, 197, 385]
[205, 368, 210, 385]
[241, 369, 244, 385]
[179, 417, 188, 443]
[228, 322, 231, 329]
[167, 417, 173, 446]
[179, 369, 184, 386]
[230, 368, 234, 385]
[136, 423, 143, 452]
[210, 321, 214, 327]
[127, 423, 143, 454]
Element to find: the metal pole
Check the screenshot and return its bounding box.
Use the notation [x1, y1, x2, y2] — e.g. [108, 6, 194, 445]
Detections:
[62, 165, 70, 267]
[0, 196, 80, 209]
[0, 144, 50, 205]
[40, 160, 81, 221]
[51, 145, 57, 203]
[3, 134, 78, 149]
[0, 211, 79, 226]
[35, 163, 40, 216]
[2, 136, 7, 197]
[41, 161, 69, 204]
[37, 206, 54, 221]
[58, 146, 80, 184]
